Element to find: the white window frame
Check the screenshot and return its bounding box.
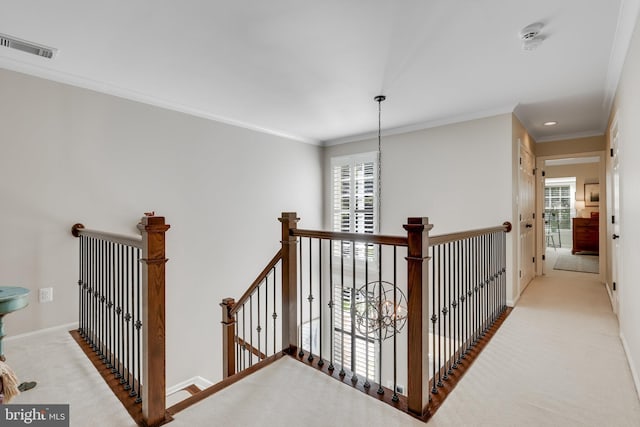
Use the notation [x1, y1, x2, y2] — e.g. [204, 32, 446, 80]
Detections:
[330, 152, 378, 260]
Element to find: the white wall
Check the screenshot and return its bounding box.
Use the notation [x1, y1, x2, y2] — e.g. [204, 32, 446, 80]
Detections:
[0, 68, 322, 386]
[613, 12, 640, 396]
[324, 114, 516, 300]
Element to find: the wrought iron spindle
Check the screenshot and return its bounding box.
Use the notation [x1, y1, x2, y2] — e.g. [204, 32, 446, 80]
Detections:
[444, 242, 450, 379]
[124, 246, 132, 390]
[431, 245, 438, 394]
[78, 236, 84, 338]
[249, 295, 253, 367]
[257, 278, 262, 363]
[392, 246, 398, 402]
[364, 245, 370, 389]
[377, 244, 384, 396]
[272, 265, 277, 356]
[308, 237, 314, 362]
[339, 241, 345, 378]
[351, 240, 357, 383]
[242, 303, 246, 370]
[299, 238, 304, 358]
[135, 246, 142, 403]
[452, 240, 459, 370]
[437, 244, 443, 388]
[318, 239, 324, 367]
[328, 240, 335, 372]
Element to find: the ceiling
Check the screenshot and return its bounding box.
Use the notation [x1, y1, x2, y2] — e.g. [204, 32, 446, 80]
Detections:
[1, 1, 638, 145]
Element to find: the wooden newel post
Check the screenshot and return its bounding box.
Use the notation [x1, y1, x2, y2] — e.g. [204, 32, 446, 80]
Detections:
[279, 212, 299, 354]
[137, 215, 170, 427]
[404, 217, 432, 417]
[221, 298, 236, 378]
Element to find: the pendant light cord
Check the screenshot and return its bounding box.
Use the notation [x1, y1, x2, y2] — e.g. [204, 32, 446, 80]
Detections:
[375, 95, 386, 234]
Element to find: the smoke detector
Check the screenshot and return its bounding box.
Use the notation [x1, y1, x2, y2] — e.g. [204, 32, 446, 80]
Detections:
[0, 33, 57, 59]
[519, 23, 545, 51]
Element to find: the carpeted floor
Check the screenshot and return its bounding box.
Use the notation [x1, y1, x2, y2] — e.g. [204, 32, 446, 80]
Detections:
[554, 254, 599, 274]
[5, 270, 640, 426]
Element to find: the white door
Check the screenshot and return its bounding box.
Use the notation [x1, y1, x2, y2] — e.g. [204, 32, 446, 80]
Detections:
[519, 142, 536, 294]
[610, 119, 621, 313]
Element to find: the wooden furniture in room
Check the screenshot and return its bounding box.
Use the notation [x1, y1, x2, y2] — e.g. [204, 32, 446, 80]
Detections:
[572, 217, 599, 254]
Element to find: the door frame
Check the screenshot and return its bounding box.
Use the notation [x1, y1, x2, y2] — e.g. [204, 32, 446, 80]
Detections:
[535, 150, 607, 282]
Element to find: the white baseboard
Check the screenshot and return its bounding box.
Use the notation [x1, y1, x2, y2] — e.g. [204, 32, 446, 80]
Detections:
[166, 376, 215, 396]
[620, 332, 640, 402]
[604, 282, 617, 314]
[4, 322, 78, 342]
[507, 294, 520, 307]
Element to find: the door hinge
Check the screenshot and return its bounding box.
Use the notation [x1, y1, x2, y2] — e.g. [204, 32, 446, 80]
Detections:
[519, 270, 522, 278]
[613, 282, 617, 291]
[533, 168, 536, 175]
[612, 215, 616, 224]
[533, 256, 535, 263]
[542, 170, 546, 177]
[542, 212, 546, 219]
[519, 214, 522, 221]
[533, 213, 536, 219]
[611, 148, 614, 157]
[542, 254, 546, 261]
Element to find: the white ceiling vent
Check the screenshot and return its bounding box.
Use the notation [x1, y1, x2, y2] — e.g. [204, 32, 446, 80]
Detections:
[0, 33, 57, 59]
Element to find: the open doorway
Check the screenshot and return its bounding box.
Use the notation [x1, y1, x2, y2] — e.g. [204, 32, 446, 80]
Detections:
[539, 156, 602, 276]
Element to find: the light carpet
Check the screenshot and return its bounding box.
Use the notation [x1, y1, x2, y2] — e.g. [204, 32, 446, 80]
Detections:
[554, 254, 599, 274]
[4, 271, 640, 426]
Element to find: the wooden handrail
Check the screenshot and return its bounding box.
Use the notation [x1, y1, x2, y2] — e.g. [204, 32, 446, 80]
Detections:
[235, 336, 267, 360]
[71, 223, 143, 248]
[429, 221, 512, 246]
[229, 249, 282, 316]
[292, 228, 408, 246]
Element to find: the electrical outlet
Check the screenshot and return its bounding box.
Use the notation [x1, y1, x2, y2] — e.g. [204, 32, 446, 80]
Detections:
[39, 287, 53, 303]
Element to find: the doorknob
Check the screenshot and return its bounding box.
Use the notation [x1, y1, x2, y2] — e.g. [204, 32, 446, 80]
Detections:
[613, 234, 620, 239]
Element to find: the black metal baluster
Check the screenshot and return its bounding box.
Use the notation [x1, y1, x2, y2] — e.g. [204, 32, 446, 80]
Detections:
[377, 244, 384, 396]
[115, 243, 122, 378]
[328, 240, 335, 372]
[299, 238, 304, 358]
[129, 246, 137, 398]
[108, 242, 115, 370]
[242, 303, 246, 370]
[364, 244, 370, 389]
[392, 246, 398, 402]
[135, 247, 142, 404]
[351, 240, 357, 384]
[249, 295, 253, 367]
[437, 244, 443, 388]
[257, 279, 262, 363]
[264, 271, 268, 358]
[339, 240, 345, 378]
[444, 242, 453, 379]
[272, 266, 277, 355]
[452, 240, 459, 370]
[101, 239, 107, 360]
[78, 236, 83, 337]
[431, 245, 438, 394]
[124, 246, 132, 390]
[308, 238, 314, 362]
[318, 239, 324, 367]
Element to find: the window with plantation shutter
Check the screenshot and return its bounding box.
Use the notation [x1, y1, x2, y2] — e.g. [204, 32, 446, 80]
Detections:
[330, 153, 378, 378]
[331, 153, 378, 258]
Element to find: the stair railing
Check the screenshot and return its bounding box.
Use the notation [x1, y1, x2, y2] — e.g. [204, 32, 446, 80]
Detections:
[219, 212, 511, 419]
[71, 215, 170, 427]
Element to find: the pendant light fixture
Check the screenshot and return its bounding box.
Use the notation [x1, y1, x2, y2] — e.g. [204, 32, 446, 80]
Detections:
[375, 95, 386, 232]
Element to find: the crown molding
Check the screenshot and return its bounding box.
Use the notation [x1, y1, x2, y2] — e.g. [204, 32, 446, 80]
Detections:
[535, 130, 605, 143]
[322, 104, 517, 147]
[0, 56, 320, 146]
